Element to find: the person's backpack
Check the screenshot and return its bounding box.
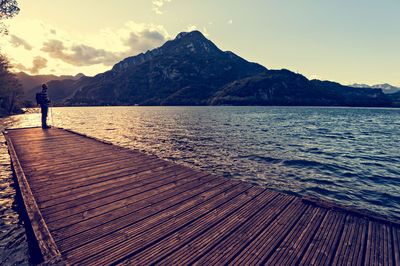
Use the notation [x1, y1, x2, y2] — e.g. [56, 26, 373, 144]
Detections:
[36, 92, 43, 105]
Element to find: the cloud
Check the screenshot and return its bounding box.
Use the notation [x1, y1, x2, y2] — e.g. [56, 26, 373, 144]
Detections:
[9, 34, 33, 50]
[185, 25, 209, 37]
[38, 25, 169, 68]
[3, 18, 170, 76]
[152, 0, 172, 15]
[31, 56, 48, 74]
[186, 25, 198, 32]
[41, 39, 120, 67]
[15, 56, 47, 74]
[40, 22, 169, 68]
[123, 30, 166, 54]
[142, 30, 165, 41]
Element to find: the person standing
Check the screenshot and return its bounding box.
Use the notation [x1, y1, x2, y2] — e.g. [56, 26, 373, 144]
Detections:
[39, 84, 51, 129]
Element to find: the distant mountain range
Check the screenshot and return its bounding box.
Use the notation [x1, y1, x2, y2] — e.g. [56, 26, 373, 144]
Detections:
[212, 71, 391, 106]
[16, 31, 400, 107]
[351, 83, 400, 94]
[16, 72, 84, 106]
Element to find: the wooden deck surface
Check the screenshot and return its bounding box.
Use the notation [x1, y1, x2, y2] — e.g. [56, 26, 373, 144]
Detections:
[3, 127, 400, 265]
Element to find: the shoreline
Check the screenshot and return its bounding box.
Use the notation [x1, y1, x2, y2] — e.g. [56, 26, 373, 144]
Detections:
[0, 117, 31, 264]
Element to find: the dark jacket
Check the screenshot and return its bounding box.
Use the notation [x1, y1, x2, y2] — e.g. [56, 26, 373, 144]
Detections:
[39, 90, 50, 107]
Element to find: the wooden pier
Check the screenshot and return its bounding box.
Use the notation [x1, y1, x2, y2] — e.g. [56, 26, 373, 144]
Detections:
[3, 127, 400, 265]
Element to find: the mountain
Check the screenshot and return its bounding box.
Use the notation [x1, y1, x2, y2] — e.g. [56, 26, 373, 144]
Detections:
[211, 70, 391, 106]
[15, 72, 83, 91]
[351, 83, 400, 94]
[18, 31, 398, 108]
[387, 91, 400, 107]
[65, 31, 266, 106]
[29, 79, 79, 106]
[15, 72, 84, 106]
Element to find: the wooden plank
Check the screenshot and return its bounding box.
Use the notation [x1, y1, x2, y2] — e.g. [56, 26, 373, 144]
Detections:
[298, 210, 346, 265]
[365, 221, 393, 266]
[8, 132, 72, 142]
[36, 164, 180, 210]
[12, 138, 82, 149]
[41, 164, 187, 217]
[331, 215, 368, 266]
[11, 132, 95, 140]
[11, 135, 97, 146]
[3, 132, 64, 264]
[7, 127, 87, 140]
[264, 206, 327, 265]
[29, 158, 167, 190]
[80, 185, 263, 266]
[16, 139, 128, 156]
[44, 167, 205, 226]
[365, 221, 376, 265]
[229, 198, 309, 265]
[129, 189, 279, 265]
[33, 161, 169, 204]
[393, 225, 400, 266]
[28, 156, 167, 192]
[17, 143, 126, 161]
[50, 174, 223, 244]
[22, 147, 135, 167]
[27, 154, 154, 182]
[190, 193, 294, 265]
[22, 150, 140, 174]
[60, 180, 245, 253]
[13, 139, 111, 156]
[27, 155, 149, 188]
[48, 172, 218, 235]
[385, 223, 393, 266]
[15, 144, 126, 163]
[63, 182, 250, 264]
[303, 196, 400, 228]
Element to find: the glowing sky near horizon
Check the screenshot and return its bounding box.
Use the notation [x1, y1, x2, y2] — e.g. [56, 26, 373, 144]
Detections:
[0, 0, 399, 86]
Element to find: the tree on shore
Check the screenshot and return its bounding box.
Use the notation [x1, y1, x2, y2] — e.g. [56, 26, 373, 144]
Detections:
[0, 54, 23, 115]
[0, 0, 23, 115]
[0, 0, 20, 34]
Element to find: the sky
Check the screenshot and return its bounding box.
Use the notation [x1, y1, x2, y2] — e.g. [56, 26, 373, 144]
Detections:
[0, 0, 399, 86]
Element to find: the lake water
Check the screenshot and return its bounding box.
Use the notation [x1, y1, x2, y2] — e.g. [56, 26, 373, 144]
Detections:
[1, 106, 400, 263]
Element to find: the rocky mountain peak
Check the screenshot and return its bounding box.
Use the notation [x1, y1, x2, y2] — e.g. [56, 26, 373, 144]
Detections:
[75, 73, 86, 79]
[112, 30, 222, 72]
[174, 30, 205, 40]
[168, 30, 220, 55]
